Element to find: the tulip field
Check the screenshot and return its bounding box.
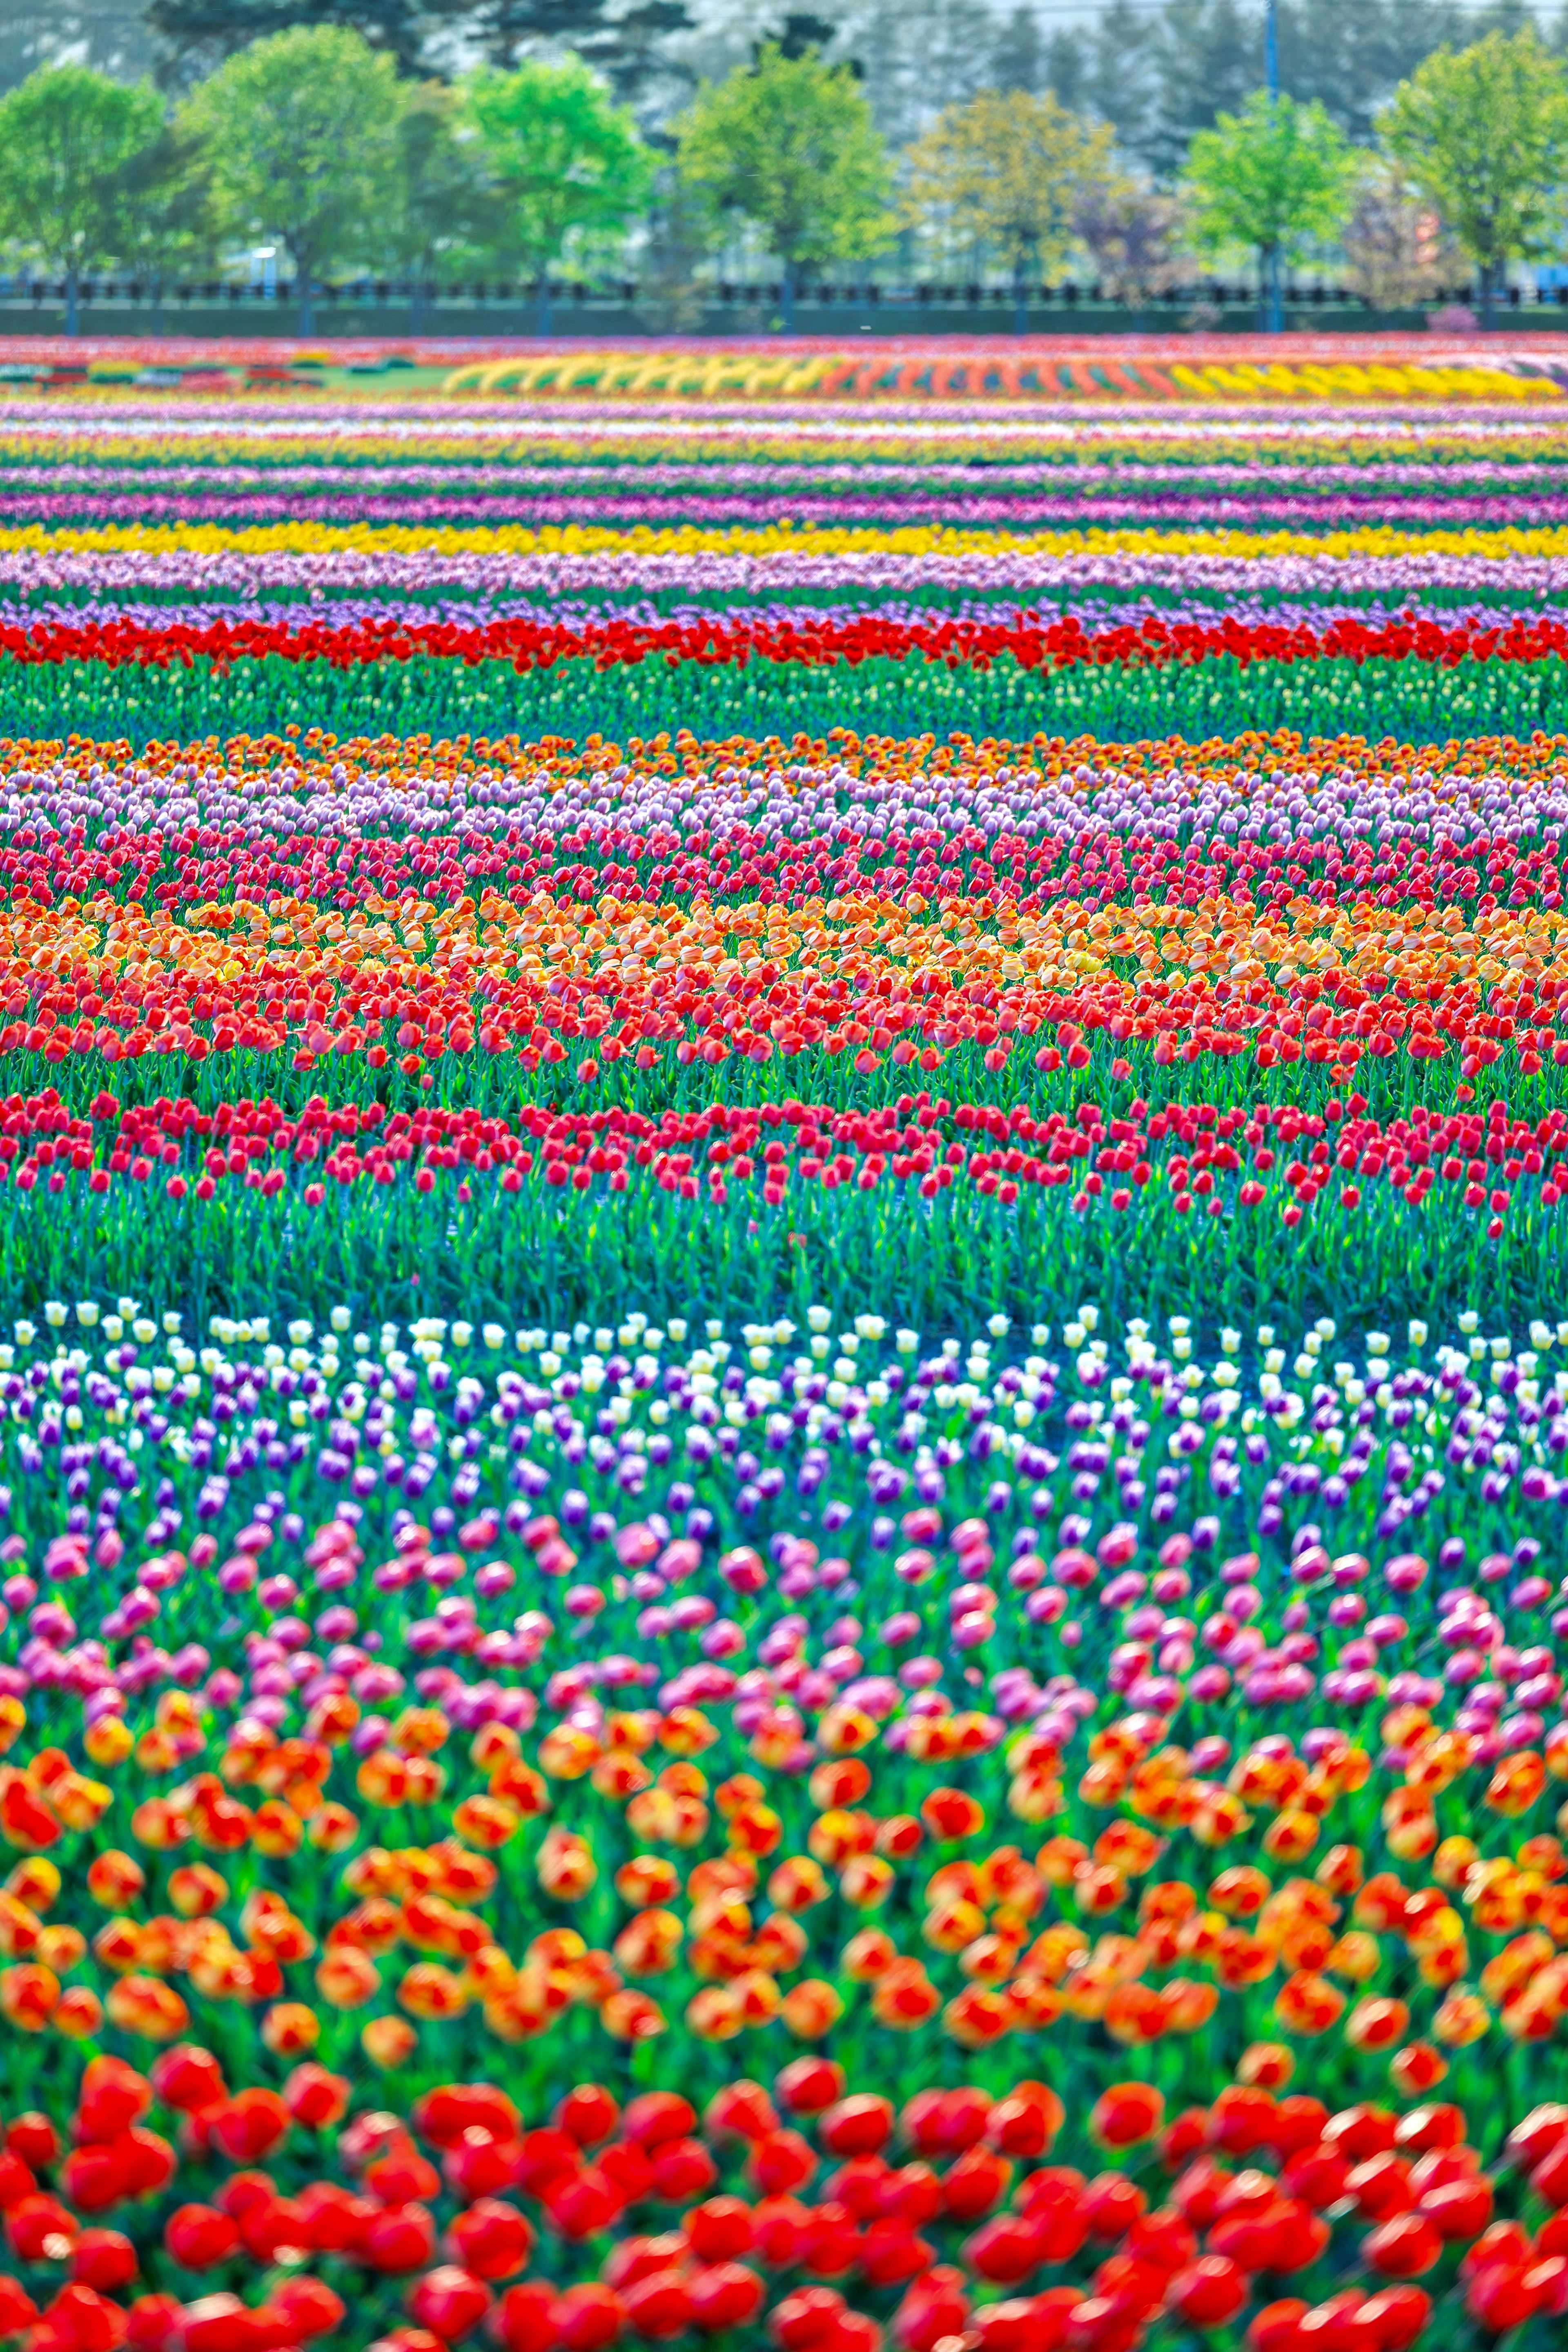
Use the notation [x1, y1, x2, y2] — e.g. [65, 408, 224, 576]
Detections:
[6, 371, 1568, 2352]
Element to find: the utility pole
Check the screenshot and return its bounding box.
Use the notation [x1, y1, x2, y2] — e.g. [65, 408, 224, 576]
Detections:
[1264, 0, 1282, 332]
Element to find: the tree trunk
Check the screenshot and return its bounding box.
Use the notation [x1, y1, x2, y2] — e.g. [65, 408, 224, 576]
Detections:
[781, 257, 796, 334]
[536, 276, 551, 335]
[152, 274, 165, 339]
[1013, 256, 1027, 336]
[410, 280, 427, 336]
[65, 265, 79, 338]
[298, 262, 314, 336]
[1479, 258, 1496, 330]
[1260, 242, 1282, 334]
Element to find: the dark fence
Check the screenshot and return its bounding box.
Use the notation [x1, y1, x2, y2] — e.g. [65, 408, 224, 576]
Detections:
[0, 273, 1552, 342]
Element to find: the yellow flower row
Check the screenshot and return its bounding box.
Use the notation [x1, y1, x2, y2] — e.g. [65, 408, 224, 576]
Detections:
[12, 520, 1568, 556]
[441, 350, 1559, 404]
[11, 424, 1568, 461]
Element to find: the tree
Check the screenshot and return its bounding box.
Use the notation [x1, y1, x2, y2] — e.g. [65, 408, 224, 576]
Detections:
[1145, 0, 1261, 180]
[1181, 87, 1357, 331]
[675, 44, 892, 331]
[464, 0, 683, 105]
[1383, 29, 1568, 329]
[1028, 0, 1247, 182]
[835, 0, 1004, 151]
[574, 0, 695, 128]
[633, 169, 710, 334]
[145, 0, 467, 82]
[464, 58, 650, 333]
[0, 66, 160, 334]
[183, 25, 401, 332]
[1342, 161, 1454, 314]
[3, 0, 157, 92]
[114, 118, 214, 334]
[1074, 176, 1185, 316]
[991, 5, 1045, 93]
[383, 80, 501, 332]
[906, 90, 1113, 332]
[1276, 0, 1463, 147]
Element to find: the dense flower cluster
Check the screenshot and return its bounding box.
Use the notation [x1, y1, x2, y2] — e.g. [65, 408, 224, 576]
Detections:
[0, 1301, 1561, 2349]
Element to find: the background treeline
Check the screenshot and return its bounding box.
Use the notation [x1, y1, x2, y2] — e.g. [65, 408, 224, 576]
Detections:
[0, 0, 1565, 330]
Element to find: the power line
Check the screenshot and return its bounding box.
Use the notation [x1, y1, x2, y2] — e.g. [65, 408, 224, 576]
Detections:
[991, 0, 1550, 14]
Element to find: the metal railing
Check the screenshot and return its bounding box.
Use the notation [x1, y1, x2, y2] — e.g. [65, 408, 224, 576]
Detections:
[0, 273, 1514, 313]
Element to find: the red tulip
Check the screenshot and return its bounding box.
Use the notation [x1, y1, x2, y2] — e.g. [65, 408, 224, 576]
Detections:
[649, 2138, 716, 2202]
[686, 2265, 763, 2333]
[555, 2087, 619, 2149]
[768, 2287, 845, 2348]
[819, 2099, 892, 2158]
[408, 2267, 492, 2341]
[77, 2060, 151, 2145]
[545, 2168, 623, 2241]
[1354, 2287, 1432, 2350]
[1091, 2084, 1164, 2152]
[296, 2183, 372, 2254]
[272, 2278, 345, 2340]
[685, 2197, 754, 2263]
[490, 2283, 553, 2352]
[1165, 2256, 1248, 2328]
[621, 2096, 695, 2151]
[550, 2285, 623, 2352]
[164, 2207, 238, 2271]
[775, 2061, 843, 2118]
[9, 2195, 80, 2261]
[964, 2214, 1044, 2285]
[1363, 2215, 1441, 2280]
[891, 2265, 969, 2352]
[446, 2199, 533, 2283]
[365, 2206, 438, 2274]
[705, 2083, 778, 2143]
[749, 2133, 817, 2198]
[125, 2297, 179, 2350]
[149, 2050, 226, 2117]
[620, 2270, 690, 2343]
[39, 2283, 125, 2352]
[1245, 2301, 1307, 2352]
[7, 2117, 58, 2170]
[416, 2088, 519, 2152]
[282, 2067, 349, 2132]
[212, 2093, 290, 2165]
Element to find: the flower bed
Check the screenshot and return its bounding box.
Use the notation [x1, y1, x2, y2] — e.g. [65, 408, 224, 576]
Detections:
[0, 384, 1564, 2352]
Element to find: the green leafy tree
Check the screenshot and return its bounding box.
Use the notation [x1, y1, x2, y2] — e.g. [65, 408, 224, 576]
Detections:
[464, 57, 652, 334]
[0, 67, 160, 334]
[114, 121, 215, 336]
[1384, 28, 1568, 329]
[1181, 87, 1357, 332]
[675, 43, 893, 331]
[385, 80, 504, 333]
[183, 24, 401, 332]
[906, 89, 1113, 332]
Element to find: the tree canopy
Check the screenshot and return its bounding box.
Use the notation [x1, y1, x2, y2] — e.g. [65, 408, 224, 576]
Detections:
[0, 65, 160, 331]
[464, 57, 651, 330]
[1383, 28, 1568, 327]
[906, 90, 1114, 323]
[181, 24, 403, 330]
[1182, 86, 1358, 319]
[675, 44, 893, 327]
